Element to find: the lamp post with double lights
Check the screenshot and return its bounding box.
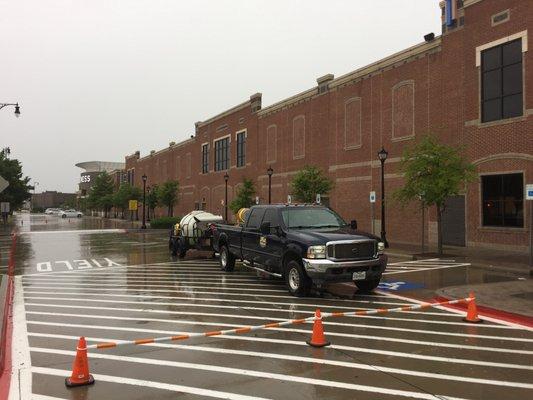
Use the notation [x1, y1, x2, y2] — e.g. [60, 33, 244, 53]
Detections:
[141, 175, 147, 229]
[223, 172, 229, 221]
[377, 147, 389, 248]
[0, 103, 21, 118]
[267, 166, 273, 204]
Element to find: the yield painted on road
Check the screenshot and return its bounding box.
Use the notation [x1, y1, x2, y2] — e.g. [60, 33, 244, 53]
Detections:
[14, 259, 533, 400]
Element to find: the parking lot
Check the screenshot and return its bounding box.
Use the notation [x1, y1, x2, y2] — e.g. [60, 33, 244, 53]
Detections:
[3, 221, 533, 399]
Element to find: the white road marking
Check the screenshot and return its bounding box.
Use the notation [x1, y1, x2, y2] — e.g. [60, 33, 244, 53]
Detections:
[32, 395, 68, 400]
[25, 321, 533, 370]
[25, 311, 533, 354]
[8, 277, 32, 400]
[31, 366, 269, 400]
[384, 264, 470, 275]
[17, 229, 126, 235]
[30, 353, 469, 400]
[28, 332, 533, 389]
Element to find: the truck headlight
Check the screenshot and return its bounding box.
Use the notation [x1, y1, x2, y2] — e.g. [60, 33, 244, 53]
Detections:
[377, 242, 385, 255]
[307, 245, 326, 259]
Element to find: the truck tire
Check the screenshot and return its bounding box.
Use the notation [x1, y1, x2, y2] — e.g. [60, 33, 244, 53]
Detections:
[355, 278, 380, 293]
[285, 259, 311, 297]
[219, 244, 235, 271]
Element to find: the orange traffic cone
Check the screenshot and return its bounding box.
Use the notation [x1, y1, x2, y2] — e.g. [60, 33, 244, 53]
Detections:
[65, 337, 95, 387]
[306, 309, 330, 347]
[463, 292, 482, 323]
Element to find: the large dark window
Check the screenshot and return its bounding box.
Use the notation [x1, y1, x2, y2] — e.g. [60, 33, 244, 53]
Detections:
[482, 173, 524, 227]
[236, 131, 246, 167]
[214, 137, 230, 171]
[481, 39, 523, 122]
[201, 144, 209, 174]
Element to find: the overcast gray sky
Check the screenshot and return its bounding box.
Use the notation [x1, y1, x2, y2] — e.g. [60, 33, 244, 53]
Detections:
[1, 0, 441, 193]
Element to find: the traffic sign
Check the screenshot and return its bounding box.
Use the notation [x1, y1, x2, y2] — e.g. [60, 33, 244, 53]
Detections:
[526, 184, 533, 200]
[128, 200, 138, 211]
[369, 191, 376, 203]
[0, 176, 8, 193]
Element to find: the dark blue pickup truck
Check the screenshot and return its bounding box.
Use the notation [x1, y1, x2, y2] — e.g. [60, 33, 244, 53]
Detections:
[212, 204, 387, 296]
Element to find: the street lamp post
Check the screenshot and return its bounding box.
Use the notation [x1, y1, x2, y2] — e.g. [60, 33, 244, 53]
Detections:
[377, 147, 389, 248]
[141, 175, 147, 229]
[224, 172, 229, 221]
[267, 166, 273, 204]
[0, 103, 21, 118]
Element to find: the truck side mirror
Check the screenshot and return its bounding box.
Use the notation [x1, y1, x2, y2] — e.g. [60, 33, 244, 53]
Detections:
[350, 219, 358, 230]
[260, 221, 271, 235]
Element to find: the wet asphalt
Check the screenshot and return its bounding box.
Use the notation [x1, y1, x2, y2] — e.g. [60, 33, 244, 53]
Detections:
[1, 214, 533, 399]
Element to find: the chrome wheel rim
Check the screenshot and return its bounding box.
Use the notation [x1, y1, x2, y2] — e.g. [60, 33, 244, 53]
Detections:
[288, 268, 300, 290]
[221, 249, 227, 267]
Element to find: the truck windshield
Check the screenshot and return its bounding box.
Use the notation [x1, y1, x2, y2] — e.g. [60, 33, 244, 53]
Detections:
[281, 208, 347, 230]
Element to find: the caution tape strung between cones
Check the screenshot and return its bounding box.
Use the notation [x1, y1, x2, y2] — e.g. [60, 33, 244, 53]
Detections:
[86, 295, 475, 351]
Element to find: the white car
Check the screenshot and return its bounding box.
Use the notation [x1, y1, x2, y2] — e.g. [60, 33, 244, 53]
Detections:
[58, 209, 83, 218]
[45, 208, 61, 215]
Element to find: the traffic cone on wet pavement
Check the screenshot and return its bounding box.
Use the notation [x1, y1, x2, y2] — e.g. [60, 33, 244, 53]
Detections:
[306, 309, 330, 347]
[463, 291, 482, 323]
[65, 337, 95, 387]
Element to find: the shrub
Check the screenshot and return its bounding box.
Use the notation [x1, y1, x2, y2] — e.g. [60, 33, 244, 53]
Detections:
[149, 216, 181, 229]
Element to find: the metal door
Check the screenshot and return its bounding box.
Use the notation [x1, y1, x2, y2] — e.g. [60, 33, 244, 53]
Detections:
[442, 195, 466, 247]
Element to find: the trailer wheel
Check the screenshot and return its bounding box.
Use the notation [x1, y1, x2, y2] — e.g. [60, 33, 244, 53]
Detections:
[219, 244, 235, 271]
[171, 238, 187, 258]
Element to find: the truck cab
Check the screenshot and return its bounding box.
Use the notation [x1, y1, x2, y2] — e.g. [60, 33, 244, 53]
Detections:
[213, 204, 387, 296]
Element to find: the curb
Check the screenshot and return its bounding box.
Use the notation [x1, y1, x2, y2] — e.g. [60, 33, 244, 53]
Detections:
[435, 295, 533, 328]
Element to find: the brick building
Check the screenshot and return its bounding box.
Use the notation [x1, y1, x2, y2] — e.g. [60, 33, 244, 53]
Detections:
[124, 0, 532, 252]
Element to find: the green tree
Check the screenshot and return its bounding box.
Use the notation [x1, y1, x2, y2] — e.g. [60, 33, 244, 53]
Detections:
[229, 178, 256, 214]
[112, 183, 132, 218]
[394, 135, 476, 255]
[291, 165, 334, 203]
[87, 172, 115, 217]
[157, 181, 179, 217]
[0, 149, 32, 211]
[146, 185, 159, 218]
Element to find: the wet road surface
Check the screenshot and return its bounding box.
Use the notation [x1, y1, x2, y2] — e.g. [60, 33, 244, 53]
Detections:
[3, 215, 533, 399]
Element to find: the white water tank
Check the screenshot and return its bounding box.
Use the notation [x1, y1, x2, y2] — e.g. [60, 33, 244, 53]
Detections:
[179, 211, 223, 238]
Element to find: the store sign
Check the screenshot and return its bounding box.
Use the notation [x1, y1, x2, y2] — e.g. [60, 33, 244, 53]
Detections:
[80, 175, 91, 183]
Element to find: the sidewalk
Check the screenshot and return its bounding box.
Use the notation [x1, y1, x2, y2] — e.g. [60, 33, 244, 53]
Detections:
[387, 242, 533, 324]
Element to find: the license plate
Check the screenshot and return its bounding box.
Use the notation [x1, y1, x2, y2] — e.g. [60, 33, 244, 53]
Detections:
[352, 271, 366, 281]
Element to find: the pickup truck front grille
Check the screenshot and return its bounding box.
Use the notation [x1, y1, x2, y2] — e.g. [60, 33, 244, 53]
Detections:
[327, 241, 376, 261]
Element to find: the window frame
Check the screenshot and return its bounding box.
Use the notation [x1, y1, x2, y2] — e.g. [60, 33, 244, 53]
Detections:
[236, 129, 247, 168]
[480, 172, 524, 228]
[214, 135, 231, 172]
[201, 143, 209, 174]
[480, 39, 523, 123]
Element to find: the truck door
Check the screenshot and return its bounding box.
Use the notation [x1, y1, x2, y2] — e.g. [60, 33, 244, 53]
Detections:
[242, 208, 266, 263]
[256, 208, 284, 270]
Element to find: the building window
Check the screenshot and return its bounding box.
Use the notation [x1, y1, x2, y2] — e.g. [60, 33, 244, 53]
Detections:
[201, 144, 209, 174]
[236, 131, 246, 167]
[482, 173, 524, 227]
[214, 137, 230, 171]
[481, 39, 523, 123]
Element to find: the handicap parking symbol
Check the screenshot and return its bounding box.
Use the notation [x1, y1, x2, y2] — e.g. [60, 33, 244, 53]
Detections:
[378, 281, 424, 292]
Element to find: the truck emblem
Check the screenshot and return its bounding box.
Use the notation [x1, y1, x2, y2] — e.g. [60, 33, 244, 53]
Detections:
[351, 247, 359, 254]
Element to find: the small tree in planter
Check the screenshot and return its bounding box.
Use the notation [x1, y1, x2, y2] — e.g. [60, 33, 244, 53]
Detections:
[158, 181, 179, 217]
[291, 165, 334, 203]
[229, 178, 256, 215]
[394, 135, 476, 255]
[146, 185, 159, 220]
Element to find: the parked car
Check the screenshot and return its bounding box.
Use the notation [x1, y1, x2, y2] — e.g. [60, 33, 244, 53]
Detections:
[169, 211, 223, 257]
[45, 208, 61, 215]
[212, 204, 387, 296]
[58, 209, 83, 218]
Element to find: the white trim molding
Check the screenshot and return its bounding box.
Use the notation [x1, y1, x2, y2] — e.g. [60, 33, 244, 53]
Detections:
[475, 30, 528, 67]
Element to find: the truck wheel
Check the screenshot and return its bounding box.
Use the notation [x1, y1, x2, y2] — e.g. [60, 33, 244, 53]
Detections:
[355, 278, 380, 293]
[285, 260, 311, 297]
[219, 245, 235, 271]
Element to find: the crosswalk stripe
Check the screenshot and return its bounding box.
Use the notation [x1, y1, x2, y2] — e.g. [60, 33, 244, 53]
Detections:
[30, 353, 470, 400]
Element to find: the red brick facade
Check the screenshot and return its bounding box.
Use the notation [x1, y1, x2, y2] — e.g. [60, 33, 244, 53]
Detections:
[125, 0, 533, 251]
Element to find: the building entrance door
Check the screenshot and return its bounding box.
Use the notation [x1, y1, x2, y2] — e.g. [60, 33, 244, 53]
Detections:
[442, 195, 466, 247]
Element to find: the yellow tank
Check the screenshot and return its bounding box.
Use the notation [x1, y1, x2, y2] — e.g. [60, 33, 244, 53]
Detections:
[173, 223, 180, 236]
[236, 208, 249, 225]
